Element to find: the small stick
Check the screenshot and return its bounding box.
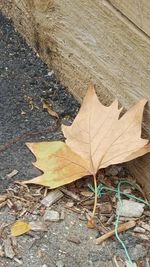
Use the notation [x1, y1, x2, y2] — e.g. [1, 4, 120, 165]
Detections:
[95, 220, 136, 245]
[60, 188, 80, 201]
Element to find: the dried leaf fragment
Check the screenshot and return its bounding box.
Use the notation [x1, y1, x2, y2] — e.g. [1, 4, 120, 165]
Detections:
[23, 141, 89, 187]
[62, 83, 150, 173]
[42, 100, 59, 118]
[11, 220, 31, 237]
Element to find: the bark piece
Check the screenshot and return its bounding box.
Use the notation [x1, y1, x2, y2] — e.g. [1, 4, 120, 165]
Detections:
[41, 190, 63, 207]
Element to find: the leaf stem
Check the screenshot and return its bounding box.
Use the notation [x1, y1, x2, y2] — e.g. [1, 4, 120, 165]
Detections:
[92, 173, 98, 218]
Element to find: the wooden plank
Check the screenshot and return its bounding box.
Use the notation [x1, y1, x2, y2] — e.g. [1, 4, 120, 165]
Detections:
[109, 0, 150, 36]
[1, 0, 150, 196]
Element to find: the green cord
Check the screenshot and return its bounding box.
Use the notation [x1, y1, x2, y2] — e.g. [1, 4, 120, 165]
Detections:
[115, 181, 133, 266]
[88, 180, 150, 266]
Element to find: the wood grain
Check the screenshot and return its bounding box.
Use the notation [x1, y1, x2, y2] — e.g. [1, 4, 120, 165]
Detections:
[109, 0, 150, 36]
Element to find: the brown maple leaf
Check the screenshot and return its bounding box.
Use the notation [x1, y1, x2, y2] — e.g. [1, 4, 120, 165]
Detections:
[23, 83, 150, 216]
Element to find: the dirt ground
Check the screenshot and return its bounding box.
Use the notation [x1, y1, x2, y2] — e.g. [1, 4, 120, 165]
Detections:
[0, 13, 149, 267]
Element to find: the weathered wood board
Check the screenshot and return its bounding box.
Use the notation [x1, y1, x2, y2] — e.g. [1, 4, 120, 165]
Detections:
[1, 0, 150, 196]
[109, 0, 150, 36]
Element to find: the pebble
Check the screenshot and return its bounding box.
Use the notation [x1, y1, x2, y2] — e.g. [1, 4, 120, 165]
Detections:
[117, 200, 145, 218]
[56, 260, 65, 267]
[133, 226, 145, 233]
[43, 210, 59, 222]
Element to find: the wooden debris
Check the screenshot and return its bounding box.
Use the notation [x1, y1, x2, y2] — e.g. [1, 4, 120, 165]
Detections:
[60, 209, 65, 220]
[132, 233, 149, 241]
[67, 235, 81, 244]
[139, 222, 150, 232]
[0, 246, 4, 257]
[0, 200, 7, 209]
[41, 189, 63, 207]
[60, 188, 80, 201]
[42, 100, 59, 118]
[0, 194, 8, 203]
[105, 214, 115, 226]
[6, 170, 18, 179]
[65, 201, 74, 208]
[14, 257, 23, 265]
[3, 237, 15, 259]
[80, 191, 94, 197]
[95, 220, 136, 244]
[97, 202, 112, 214]
[7, 199, 14, 209]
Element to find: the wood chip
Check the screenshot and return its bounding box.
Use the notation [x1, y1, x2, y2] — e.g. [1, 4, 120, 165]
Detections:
[3, 237, 15, 259]
[41, 189, 63, 207]
[95, 220, 136, 244]
[80, 191, 94, 197]
[60, 209, 65, 220]
[0, 194, 8, 203]
[60, 188, 80, 201]
[139, 222, 150, 232]
[67, 235, 81, 244]
[0, 200, 7, 209]
[132, 233, 149, 241]
[7, 199, 13, 209]
[6, 170, 18, 179]
[97, 202, 112, 214]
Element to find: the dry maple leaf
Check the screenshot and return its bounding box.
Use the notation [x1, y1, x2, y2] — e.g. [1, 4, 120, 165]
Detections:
[23, 83, 150, 216]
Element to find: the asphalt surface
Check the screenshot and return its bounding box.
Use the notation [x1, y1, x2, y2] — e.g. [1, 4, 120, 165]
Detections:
[0, 13, 79, 192]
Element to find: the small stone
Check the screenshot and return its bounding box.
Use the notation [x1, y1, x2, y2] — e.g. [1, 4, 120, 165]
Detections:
[43, 210, 59, 222]
[30, 221, 48, 231]
[134, 226, 145, 233]
[117, 200, 145, 218]
[56, 260, 65, 267]
[3, 238, 15, 259]
[67, 235, 81, 244]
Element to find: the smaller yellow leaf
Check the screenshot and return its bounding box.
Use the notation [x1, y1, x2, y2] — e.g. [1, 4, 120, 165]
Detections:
[11, 220, 31, 237]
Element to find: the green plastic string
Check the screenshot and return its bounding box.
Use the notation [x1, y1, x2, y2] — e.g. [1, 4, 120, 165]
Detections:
[115, 181, 133, 266]
[88, 180, 150, 266]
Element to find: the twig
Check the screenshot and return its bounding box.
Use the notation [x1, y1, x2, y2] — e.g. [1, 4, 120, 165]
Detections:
[60, 188, 80, 201]
[92, 173, 98, 218]
[95, 220, 136, 244]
